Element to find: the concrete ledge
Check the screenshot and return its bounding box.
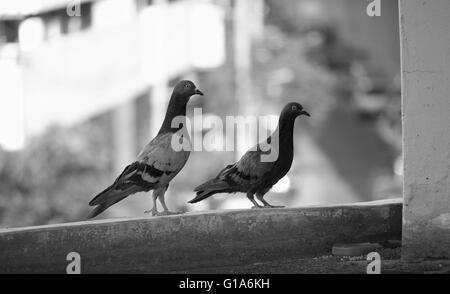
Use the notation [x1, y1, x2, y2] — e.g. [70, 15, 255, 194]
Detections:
[0, 199, 402, 273]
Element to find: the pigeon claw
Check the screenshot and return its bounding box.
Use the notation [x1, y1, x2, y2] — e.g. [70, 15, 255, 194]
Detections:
[144, 208, 159, 216]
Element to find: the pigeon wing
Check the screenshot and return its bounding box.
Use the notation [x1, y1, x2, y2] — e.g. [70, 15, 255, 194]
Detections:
[137, 132, 190, 186]
[89, 133, 189, 206]
[219, 148, 275, 189]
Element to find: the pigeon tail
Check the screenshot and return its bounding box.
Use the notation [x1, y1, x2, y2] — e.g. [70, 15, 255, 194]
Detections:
[189, 178, 231, 203]
[89, 184, 114, 206]
[188, 190, 217, 203]
[87, 185, 142, 218]
[89, 162, 140, 206]
[86, 196, 127, 219]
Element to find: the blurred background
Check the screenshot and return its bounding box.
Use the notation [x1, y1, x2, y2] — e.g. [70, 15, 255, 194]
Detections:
[0, 0, 402, 228]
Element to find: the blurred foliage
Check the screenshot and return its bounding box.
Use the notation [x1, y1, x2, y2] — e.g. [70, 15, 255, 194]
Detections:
[0, 116, 112, 227]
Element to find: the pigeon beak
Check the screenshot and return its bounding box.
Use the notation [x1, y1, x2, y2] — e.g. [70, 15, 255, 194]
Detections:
[300, 110, 311, 117]
[194, 88, 204, 96]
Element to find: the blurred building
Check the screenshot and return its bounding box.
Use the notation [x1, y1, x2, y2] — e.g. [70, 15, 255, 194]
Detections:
[0, 0, 225, 157]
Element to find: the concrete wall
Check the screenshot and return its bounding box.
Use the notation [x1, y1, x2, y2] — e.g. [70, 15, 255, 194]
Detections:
[0, 199, 401, 273]
[400, 0, 450, 260]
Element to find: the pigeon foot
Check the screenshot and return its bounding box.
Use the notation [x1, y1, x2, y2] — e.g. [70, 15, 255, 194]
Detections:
[144, 208, 159, 216]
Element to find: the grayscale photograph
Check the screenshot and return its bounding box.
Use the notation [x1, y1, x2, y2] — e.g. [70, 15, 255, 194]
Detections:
[0, 0, 449, 279]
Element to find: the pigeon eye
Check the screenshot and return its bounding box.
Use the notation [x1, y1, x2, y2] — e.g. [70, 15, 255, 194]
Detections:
[292, 106, 297, 111]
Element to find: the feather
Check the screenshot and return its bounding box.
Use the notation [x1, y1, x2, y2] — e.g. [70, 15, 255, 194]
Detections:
[188, 151, 273, 204]
[86, 196, 128, 219]
[189, 178, 231, 203]
[193, 178, 230, 192]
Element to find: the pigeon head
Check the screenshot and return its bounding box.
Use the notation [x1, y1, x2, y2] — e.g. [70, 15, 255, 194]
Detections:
[158, 80, 204, 135]
[172, 80, 204, 99]
[281, 102, 311, 119]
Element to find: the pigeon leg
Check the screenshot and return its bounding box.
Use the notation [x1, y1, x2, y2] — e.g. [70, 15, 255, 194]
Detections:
[144, 191, 159, 215]
[256, 194, 285, 208]
[157, 187, 183, 216]
[247, 193, 262, 209]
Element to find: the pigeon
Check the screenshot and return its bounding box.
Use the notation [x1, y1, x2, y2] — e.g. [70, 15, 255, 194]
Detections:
[188, 102, 310, 208]
[87, 80, 203, 219]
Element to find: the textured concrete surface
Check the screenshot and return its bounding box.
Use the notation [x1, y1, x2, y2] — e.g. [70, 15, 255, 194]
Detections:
[0, 199, 401, 273]
[399, 0, 450, 260]
[171, 250, 450, 274]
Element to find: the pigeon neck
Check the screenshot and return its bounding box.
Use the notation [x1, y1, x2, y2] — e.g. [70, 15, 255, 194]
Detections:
[276, 115, 295, 151]
[158, 94, 189, 135]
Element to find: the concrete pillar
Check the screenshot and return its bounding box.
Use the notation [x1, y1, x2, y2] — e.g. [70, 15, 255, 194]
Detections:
[399, 0, 450, 260]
